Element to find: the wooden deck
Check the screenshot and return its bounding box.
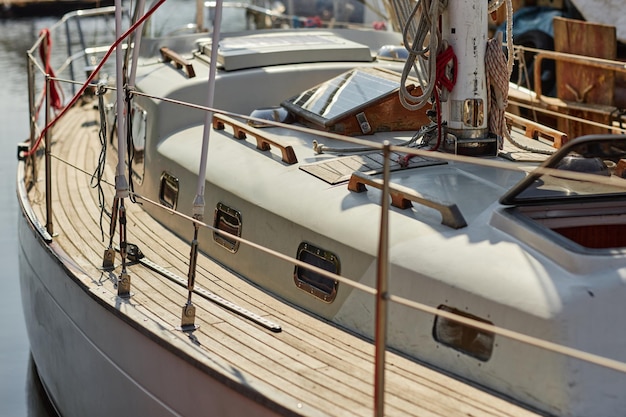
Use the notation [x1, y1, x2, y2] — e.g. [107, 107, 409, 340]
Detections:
[26, 100, 545, 417]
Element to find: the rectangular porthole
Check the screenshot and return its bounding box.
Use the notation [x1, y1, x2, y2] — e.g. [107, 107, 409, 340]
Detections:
[159, 172, 179, 210]
[433, 305, 494, 361]
[294, 242, 339, 303]
[213, 202, 242, 252]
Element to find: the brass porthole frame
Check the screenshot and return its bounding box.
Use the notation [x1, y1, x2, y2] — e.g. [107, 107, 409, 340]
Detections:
[159, 172, 179, 210]
[294, 242, 340, 303]
[212, 202, 242, 253]
[432, 305, 495, 362]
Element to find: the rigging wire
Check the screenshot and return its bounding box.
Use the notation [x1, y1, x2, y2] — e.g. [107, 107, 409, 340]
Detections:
[23, 0, 167, 159]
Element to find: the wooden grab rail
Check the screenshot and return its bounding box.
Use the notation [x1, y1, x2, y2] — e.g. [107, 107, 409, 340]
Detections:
[348, 171, 467, 229]
[506, 112, 568, 148]
[160, 47, 196, 78]
[212, 114, 298, 165]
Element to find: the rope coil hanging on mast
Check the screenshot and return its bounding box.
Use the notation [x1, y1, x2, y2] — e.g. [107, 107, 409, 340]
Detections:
[397, 0, 538, 155]
[397, 0, 447, 112]
[396, 0, 460, 153]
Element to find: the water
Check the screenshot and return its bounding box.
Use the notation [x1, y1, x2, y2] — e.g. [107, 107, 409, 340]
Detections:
[0, 16, 59, 417]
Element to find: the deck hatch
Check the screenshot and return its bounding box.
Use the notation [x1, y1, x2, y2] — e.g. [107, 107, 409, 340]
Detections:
[294, 242, 339, 303]
[282, 67, 429, 135]
[433, 305, 494, 362]
[213, 202, 242, 252]
[159, 172, 179, 210]
[500, 135, 626, 206]
[212, 32, 373, 71]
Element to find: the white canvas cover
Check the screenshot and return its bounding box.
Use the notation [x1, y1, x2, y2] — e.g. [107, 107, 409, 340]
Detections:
[570, 0, 626, 42]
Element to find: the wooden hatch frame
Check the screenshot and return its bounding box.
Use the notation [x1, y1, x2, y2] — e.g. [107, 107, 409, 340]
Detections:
[281, 67, 431, 136]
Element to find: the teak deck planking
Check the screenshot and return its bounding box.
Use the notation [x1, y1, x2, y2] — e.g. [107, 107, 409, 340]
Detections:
[26, 101, 544, 417]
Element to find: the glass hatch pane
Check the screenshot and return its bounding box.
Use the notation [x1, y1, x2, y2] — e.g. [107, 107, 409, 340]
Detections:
[282, 67, 401, 126]
[500, 135, 626, 205]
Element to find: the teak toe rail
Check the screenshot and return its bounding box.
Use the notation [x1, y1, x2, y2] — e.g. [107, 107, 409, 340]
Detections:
[212, 114, 298, 165]
[348, 171, 467, 229]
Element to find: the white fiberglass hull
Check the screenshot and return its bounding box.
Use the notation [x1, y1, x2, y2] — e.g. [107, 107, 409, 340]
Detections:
[17, 164, 285, 417]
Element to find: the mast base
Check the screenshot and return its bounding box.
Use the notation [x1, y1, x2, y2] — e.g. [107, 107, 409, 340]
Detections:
[442, 132, 498, 156]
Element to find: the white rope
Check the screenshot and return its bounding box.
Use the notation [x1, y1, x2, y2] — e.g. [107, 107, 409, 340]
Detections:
[398, 0, 444, 111]
[488, 0, 514, 76]
[504, 0, 514, 75]
[399, 0, 514, 114]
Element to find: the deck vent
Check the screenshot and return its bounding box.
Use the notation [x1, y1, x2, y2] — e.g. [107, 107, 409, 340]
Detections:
[159, 172, 179, 210]
[433, 305, 494, 361]
[213, 202, 242, 252]
[294, 242, 339, 303]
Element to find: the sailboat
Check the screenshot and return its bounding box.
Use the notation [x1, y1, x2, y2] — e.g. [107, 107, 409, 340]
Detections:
[16, 0, 626, 416]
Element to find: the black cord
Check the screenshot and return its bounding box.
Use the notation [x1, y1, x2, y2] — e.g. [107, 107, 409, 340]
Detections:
[91, 83, 110, 242]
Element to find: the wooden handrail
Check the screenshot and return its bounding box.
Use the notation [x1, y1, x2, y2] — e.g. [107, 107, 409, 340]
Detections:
[532, 49, 626, 100]
[348, 171, 467, 229]
[506, 112, 568, 148]
[212, 114, 298, 165]
[160, 47, 196, 78]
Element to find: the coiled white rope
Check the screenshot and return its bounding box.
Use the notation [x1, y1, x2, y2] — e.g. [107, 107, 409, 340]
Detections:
[398, 0, 515, 112]
[398, 0, 445, 111]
